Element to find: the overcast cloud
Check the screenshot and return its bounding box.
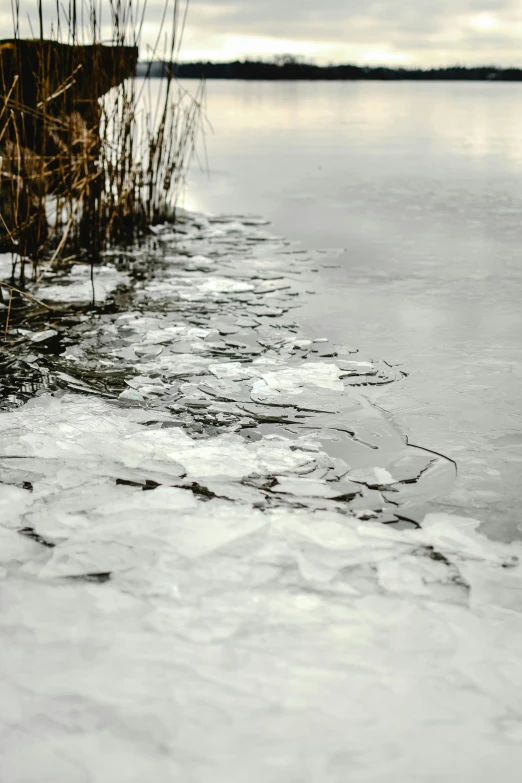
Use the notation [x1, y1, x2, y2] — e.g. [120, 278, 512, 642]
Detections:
[4, 0, 522, 67]
[177, 0, 522, 66]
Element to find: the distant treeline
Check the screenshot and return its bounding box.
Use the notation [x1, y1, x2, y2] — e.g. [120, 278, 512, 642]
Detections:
[137, 60, 522, 82]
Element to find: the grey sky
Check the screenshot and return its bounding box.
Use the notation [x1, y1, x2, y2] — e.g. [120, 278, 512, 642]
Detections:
[174, 0, 522, 66]
[3, 1, 522, 67]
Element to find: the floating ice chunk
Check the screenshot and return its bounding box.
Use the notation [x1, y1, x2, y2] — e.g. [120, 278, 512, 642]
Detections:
[204, 481, 266, 505]
[258, 362, 344, 393]
[373, 468, 395, 485]
[198, 277, 255, 294]
[97, 485, 198, 517]
[36, 265, 130, 303]
[140, 353, 210, 377]
[460, 560, 522, 612]
[417, 513, 519, 568]
[125, 376, 166, 396]
[249, 306, 285, 317]
[272, 477, 358, 499]
[33, 497, 267, 578]
[134, 345, 163, 358]
[0, 527, 43, 563]
[209, 362, 255, 381]
[141, 324, 211, 343]
[119, 389, 145, 401]
[152, 432, 314, 479]
[52, 371, 102, 395]
[185, 254, 215, 268]
[214, 320, 240, 335]
[0, 397, 313, 482]
[348, 467, 397, 487]
[201, 221, 251, 236]
[164, 255, 216, 269]
[0, 252, 15, 278]
[0, 485, 34, 527]
[377, 557, 432, 597]
[30, 329, 58, 343]
[131, 329, 172, 345]
[127, 375, 164, 387]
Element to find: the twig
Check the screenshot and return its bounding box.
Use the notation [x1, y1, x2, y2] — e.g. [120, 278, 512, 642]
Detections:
[3, 289, 13, 338]
[0, 281, 54, 311]
[36, 65, 83, 107]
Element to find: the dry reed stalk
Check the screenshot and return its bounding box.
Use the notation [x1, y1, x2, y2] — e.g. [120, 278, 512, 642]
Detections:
[3, 287, 12, 338]
[0, 280, 55, 310]
[0, 0, 202, 284]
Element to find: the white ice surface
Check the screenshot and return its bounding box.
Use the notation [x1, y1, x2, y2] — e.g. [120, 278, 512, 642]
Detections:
[35, 264, 131, 304]
[2, 211, 522, 780]
[2, 394, 522, 782]
[209, 360, 344, 392]
[0, 252, 14, 279]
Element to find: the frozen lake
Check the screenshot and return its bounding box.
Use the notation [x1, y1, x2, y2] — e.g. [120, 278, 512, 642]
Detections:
[184, 79, 522, 540]
[3, 80, 522, 780]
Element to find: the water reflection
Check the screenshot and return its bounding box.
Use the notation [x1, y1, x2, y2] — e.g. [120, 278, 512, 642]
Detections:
[184, 80, 522, 168]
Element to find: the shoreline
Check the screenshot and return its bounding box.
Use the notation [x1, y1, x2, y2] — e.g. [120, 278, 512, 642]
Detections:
[139, 61, 522, 83]
[0, 209, 454, 525]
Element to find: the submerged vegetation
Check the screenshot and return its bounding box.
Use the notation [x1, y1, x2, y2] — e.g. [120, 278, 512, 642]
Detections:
[0, 0, 203, 310]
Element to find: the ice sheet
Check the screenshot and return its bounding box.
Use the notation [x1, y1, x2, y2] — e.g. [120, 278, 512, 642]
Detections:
[2, 211, 521, 781]
[1, 394, 522, 781]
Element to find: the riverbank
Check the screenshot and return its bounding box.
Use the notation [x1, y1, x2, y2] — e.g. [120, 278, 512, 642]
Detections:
[1, 212, 522, 780]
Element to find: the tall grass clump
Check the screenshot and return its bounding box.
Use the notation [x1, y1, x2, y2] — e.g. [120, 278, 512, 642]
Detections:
[0, 0, 203, 281]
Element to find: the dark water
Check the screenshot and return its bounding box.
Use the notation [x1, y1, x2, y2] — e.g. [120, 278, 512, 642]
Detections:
[183, 79, 522, 540]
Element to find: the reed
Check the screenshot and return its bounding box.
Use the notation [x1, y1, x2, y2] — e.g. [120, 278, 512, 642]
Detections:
[0, 0, 203, 284]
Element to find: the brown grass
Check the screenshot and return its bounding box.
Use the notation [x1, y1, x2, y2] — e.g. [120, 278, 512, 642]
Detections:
[0, 1, 203, 284]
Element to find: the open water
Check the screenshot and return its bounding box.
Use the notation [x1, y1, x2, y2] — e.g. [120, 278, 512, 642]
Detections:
[183, 79, 522, 540]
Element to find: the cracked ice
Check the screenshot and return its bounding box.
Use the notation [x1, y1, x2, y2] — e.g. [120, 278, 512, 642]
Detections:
[1, 212, 522, 781]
